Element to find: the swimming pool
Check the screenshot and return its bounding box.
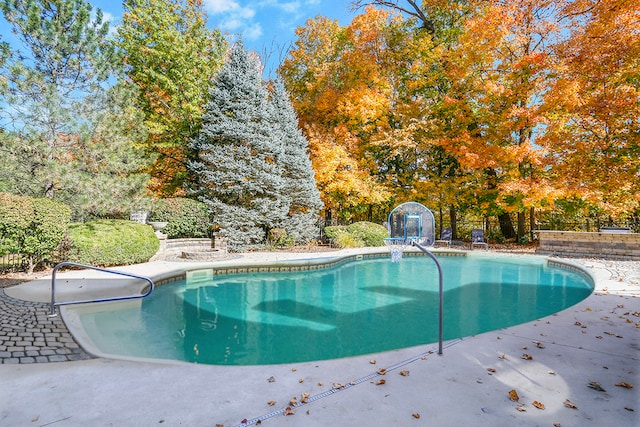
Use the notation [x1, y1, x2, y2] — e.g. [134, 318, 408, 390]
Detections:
[67, 252, 594, 365]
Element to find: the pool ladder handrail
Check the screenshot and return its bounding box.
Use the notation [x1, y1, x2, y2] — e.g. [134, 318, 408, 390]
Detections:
[49, 261, 154, 317]
[412, 241, 444, 355]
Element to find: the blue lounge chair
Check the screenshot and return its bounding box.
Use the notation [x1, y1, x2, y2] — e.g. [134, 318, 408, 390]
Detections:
[435, 227, 452, 247]
[470, 229, 488, 250]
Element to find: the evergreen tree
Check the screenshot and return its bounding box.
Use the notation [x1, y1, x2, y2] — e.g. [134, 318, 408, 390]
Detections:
[0, 0, 149, 219]
[190, 42, 288, 251]
[269, 82, 323, 243]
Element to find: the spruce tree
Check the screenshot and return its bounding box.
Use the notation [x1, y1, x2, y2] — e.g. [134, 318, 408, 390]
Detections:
[190, 42, 288, 251]
[269, 82, 323, 243]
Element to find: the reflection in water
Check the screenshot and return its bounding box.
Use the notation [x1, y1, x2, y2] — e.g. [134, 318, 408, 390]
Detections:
[80, 256, 592, 365]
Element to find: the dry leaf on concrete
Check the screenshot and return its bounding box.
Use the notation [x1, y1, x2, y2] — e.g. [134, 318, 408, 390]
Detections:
[532, 401, 545, 410]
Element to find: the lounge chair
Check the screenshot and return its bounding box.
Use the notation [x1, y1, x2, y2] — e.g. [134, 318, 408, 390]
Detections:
[434, 227, 452, 248]
[470, 229, 488, 250]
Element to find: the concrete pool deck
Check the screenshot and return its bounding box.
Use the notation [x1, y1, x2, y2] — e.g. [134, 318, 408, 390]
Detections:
[1, 248, 638, 426]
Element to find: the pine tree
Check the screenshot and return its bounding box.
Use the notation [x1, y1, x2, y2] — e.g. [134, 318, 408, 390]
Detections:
[190, 42, 288, 251]
[269, 82, 323, 243]
[0, 0, 149, 219]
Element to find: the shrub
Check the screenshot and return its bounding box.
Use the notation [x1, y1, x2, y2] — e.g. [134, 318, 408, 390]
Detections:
[324, 221, 387, 248]
[345, 222, 387, 246]
[0, 193, 71, 273]
[149, 198, 210, 238]
[267, 228, 294, 248]
[66, 220, 159, 266]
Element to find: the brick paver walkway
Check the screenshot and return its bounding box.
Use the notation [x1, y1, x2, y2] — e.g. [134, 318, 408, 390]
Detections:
[0, 289, 92, 364]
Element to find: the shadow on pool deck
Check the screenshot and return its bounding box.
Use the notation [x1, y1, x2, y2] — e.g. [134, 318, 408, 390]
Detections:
[0, 249, 638, 426]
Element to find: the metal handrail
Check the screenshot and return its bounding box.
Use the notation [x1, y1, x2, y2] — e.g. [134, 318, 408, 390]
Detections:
[49, 261, 154, 317]
[413, 242, 444, 355]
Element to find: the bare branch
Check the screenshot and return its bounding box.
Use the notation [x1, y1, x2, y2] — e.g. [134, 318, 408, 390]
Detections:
[350, 0, 436, 33]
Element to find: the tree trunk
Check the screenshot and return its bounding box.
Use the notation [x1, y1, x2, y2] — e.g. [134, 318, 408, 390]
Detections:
[498, 212, 516, 240]
[529, 206, 535, 240]
[517, 211, 526, 241]
[449, 206, 458, 240]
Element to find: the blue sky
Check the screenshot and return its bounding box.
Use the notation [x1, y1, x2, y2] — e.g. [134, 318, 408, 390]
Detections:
[91, 0, 358, 75]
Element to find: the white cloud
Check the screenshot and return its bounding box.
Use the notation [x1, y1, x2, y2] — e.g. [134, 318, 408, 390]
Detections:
[243, 23, 263, 41]
[205, 0, 255, 18]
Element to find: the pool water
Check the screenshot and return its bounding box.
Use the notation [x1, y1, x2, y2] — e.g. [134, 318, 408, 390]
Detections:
[77, 254, 593, 365]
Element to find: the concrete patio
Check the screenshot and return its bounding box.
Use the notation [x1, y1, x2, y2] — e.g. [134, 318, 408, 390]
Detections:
[0, 249, 638, 426]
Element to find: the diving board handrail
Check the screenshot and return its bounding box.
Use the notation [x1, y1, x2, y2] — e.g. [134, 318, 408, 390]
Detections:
[49, 262, 154, 317]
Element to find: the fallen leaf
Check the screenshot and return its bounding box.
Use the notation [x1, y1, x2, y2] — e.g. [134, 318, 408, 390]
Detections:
[522, 346, 528, 350]
[332, 383, 344, 390]
[615, 382, 633, 389]
[399, 370, 410, 376]
[377, 368, 387, 375]
[301, 392, 310, 403]
[256, 421, 261, 425]
[521, 354, 533, 360]
[267, 376, 275, 383]
[585, 307, 592, 311]
[412, 413, 421, 419]
[624, 407, 635, 412]
[532, 401, 545, 410]
[267, 400, 276, 406]
[575, 321, 582, 326]
[306, 410, 311, 415]
[370, 360, 377, 364]
[596, 336, 603, 339]
[216, 424, 224, 427]
[588, 381, 606, 392]
[515, 404, 526, 412]
[289, 397, 298, 406]
[32, 417, 40, 422]
[499, 353, 506, 360]
[317, 382, 323, 386]
[376, 379, 386, 385]
[241, 419, 247, 424]
[553, 423, 562, 427]
[291, 368, 297, 372]
[298, 378, 304, 383]
[487, 368, 497, 373]
[283, 407, 295, 416]
[535, 342, 545, 349]
[548, 370, 556, 375]
[564, 399, 578, 409]
[509, 389, 520, 402]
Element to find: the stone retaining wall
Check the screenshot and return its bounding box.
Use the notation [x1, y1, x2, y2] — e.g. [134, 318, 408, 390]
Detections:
[536, 230, 640, 260]
[151, 235, 227, 261]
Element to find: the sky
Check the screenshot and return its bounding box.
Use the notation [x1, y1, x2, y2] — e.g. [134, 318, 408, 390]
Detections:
[90, 0, 359, 76]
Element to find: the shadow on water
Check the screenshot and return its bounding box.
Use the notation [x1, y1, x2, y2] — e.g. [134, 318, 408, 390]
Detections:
[176, 281, 590, 365]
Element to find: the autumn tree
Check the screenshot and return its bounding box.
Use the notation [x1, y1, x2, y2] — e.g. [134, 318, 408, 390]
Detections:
[0, 0, 149, 219]
[281, 9, 410, 223]
[190, 42, 288, 251]
[117, 0, 226, 196]
[540, 0, 640, 217]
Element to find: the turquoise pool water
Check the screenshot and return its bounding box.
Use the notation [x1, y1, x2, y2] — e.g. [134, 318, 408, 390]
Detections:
[77, 254, 593, 365]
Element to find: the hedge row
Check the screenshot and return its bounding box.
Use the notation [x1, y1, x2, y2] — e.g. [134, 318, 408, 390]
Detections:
[0, 194, 210, 272]
[324, 221, 388, 248]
